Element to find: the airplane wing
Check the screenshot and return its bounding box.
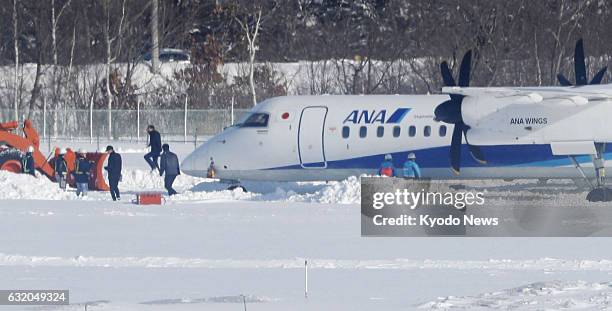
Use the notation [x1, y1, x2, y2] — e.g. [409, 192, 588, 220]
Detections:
[441, 86, 612, 104]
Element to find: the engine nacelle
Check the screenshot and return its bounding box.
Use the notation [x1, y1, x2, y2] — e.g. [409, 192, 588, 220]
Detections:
[461, 93, 542, 127]
[461, 96, 612, 146]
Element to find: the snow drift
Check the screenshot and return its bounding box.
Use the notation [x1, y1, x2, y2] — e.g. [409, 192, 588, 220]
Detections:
[419, 280, 612, 310]
[0, 170, 362, 204]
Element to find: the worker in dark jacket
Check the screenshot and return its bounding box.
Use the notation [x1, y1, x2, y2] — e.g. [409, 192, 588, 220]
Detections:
[159, 143, 180, 196]
[144, 125, 162, 172]
[104, 145, 122, 201]
[55, 148, 68, 190]
[21, 146, 36, 176]
[74, 149, 92, 197]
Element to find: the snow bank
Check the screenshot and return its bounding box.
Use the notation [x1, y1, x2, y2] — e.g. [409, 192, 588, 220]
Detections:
[419, 280, 612, 310]
[0, 171, 74, 200]
[1, 168, 606, 207]
[113, 147, 150, 154]
[170, 175, 361, 204]
[3, 253, 612, 271]
[0, 170, 362, 204]
[141, 295, 273, 305]
[119, 169, 207, 192]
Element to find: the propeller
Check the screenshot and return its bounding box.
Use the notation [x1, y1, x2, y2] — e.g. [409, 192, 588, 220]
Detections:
[434, 51, 486, 174]
[557, 39, 607, 86]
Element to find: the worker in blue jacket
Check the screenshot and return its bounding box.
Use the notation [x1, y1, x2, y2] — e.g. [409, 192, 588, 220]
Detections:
[378, 154, 396, 177]
[159, 144, 180, 196]
[402, 153, 421, 179]
[21, 146, 36, 176]
[144, 125, 162, 172]
[74, 149, 92, 197]
[104, 145, 122, 201]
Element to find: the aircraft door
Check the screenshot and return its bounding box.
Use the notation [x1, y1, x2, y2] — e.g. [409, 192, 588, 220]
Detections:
[298, 106, 328, 168]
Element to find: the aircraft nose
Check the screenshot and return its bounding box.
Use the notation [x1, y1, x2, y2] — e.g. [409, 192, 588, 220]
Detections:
[181, 141, 216, 177]
[181, 152, 196, 172]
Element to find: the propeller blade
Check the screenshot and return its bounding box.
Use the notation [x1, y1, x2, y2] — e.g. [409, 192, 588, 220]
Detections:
[459, 123, 486, 164]
[458, 50, 472, 87]
[590, 66, 607, 85]
[449, 124, 463, 174]
[468, 145, 486, 164]
[440, 61, 456, 86]
[574, 39, 588, 86]
[557, 74, 573, 86]
[434, 99, 462, 124]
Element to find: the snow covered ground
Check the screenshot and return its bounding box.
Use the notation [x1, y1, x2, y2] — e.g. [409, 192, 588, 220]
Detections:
[1, 141, 612, 310]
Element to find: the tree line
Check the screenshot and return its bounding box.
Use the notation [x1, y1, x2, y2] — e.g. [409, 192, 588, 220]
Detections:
[0, 0, 610, 117]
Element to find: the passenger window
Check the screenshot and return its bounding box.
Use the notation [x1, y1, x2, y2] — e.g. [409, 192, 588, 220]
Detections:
[424, 126, 431, 137]
[377, 126, 384, 138]
[393, 126, 400, 137]
[359, 126, 367, 138]
[408, 126, 416, 137]
[240, 113, 269, 127]
[342, 126, 350, 139]
[439, 125, 447, 137]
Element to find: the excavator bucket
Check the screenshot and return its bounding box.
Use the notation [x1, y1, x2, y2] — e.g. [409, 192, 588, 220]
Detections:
[87, 152, 109, 191]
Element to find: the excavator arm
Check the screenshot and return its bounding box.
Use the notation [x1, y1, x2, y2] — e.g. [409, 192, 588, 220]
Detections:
[0, 120, 109, 191]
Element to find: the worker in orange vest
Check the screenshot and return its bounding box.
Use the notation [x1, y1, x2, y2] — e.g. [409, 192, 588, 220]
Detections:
[378, 154, 396, 177]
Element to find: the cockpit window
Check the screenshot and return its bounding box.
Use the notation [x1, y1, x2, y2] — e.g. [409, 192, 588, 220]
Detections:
[240, 113, 269, 128]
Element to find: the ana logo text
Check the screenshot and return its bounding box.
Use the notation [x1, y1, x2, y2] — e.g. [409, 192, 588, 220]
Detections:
[343, 108, 411, 124]
[510, 117, 548, 125]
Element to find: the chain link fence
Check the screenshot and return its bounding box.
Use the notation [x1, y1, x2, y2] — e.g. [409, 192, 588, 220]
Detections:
[0, 108, 251, 142]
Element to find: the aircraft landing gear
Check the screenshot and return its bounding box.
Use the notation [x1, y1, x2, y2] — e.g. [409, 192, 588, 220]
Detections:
[575, 143, 612, 202]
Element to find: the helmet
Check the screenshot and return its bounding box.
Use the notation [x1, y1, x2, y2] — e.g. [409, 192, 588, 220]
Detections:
[407, 153, 416, 160]
[59, 148, 67, 155]
[384, 154, 392, 161]
[78, 148, 87, 154]
[27, 146, 35, 153]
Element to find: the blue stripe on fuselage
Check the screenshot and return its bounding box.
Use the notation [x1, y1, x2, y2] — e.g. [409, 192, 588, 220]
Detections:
[267, 143, 612, 170]
[385, 108, 411, 124]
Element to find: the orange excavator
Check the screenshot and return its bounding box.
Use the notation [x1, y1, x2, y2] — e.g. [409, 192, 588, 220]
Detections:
[0, 119, 109, 191]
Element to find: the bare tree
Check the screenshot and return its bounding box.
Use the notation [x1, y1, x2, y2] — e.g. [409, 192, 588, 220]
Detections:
[548, 0, 594, 84]
[234, 8, 262, 106]
[102, 0, 127, 139]
[104, 0, 114, 139]
[13, 0, 19, 121]
[51, 0, 72, 66]
[150, 0, 159, 73]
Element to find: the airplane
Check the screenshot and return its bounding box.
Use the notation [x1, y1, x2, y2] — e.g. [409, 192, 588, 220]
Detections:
[181, 39, 612, 202]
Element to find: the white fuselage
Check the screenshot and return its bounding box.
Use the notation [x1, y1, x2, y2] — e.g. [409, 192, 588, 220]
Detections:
[181, 95, 612, 182]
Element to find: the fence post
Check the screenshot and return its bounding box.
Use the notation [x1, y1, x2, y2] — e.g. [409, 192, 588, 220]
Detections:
[89, 95, 94, 144]
[231, 96, 235, 126]
[42, 95, 47, 139]
[305, 259, 308, 299]
[184, 94, 188, 143]
[47, 124, 51, 154]
[137, 100, 141, 142]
